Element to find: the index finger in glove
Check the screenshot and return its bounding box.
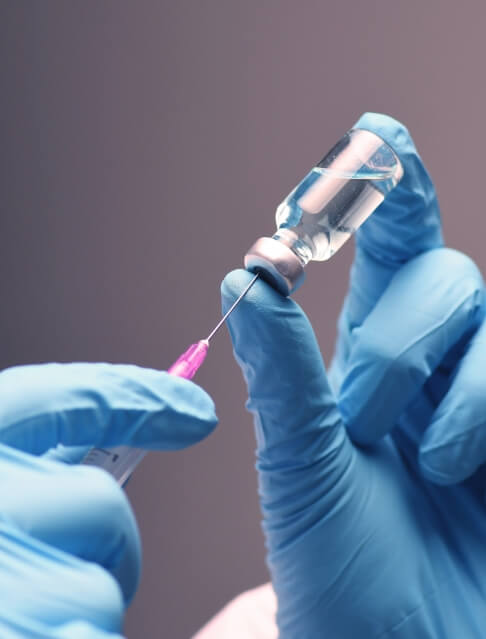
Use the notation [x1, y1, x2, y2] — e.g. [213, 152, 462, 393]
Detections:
[222, 270, 355, 547]
[0, 363, 218, 455]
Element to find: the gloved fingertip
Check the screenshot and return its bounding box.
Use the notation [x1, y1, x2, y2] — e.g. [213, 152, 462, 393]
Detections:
[221, 269, 255, 300]
[156, 374, 219, 448]
[177, 403, 219, 447]
[353, 111, 410, 151]
[354, 112, 412, 154]
[418, 451, 456, 486]
[106, 368, 219, 450]
[221, 268, 286, 313]
[350, 112, 442, 269]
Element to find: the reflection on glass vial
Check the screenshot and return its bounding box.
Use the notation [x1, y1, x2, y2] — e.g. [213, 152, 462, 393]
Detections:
[244, 126, 403, 295]
[273, 129, 403, 264]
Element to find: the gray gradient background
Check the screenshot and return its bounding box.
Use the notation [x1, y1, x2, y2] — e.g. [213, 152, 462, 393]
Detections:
[1, 2, 485, 637]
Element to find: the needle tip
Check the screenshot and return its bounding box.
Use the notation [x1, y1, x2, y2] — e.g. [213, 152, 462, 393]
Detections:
[205, 272, 259, 342]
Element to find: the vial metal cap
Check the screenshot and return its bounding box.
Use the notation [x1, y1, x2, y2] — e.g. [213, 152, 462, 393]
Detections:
[244, 237, 306, 296]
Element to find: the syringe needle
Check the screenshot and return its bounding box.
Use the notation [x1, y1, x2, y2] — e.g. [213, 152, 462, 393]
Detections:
[205, 272, 259, 342]
[167, 272, 259, 381]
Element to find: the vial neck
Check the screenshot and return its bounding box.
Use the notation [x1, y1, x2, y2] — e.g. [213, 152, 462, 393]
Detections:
[272, 230, 312, 266]
[243, 236, 306, 296]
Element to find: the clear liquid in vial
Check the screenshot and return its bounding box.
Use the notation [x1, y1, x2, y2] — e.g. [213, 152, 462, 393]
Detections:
[273, 165, 398, 263]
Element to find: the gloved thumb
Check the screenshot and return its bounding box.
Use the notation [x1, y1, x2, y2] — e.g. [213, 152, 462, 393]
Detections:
[0, 363, 218, 456]
[222, 269, 355, 548]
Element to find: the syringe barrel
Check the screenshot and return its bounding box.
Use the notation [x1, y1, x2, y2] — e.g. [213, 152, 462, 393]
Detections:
[81, 340, 209, 486]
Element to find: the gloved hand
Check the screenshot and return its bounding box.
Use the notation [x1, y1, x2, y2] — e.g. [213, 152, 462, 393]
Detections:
[0, 363, 217, 638]
[221, 113, 486, 638]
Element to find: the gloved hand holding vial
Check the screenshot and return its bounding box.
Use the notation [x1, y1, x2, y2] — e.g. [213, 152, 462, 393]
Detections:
[198, 113, 486, 638]
[2, 113, 486, 639]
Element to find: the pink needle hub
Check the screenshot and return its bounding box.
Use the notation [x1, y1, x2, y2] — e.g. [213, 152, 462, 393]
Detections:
[167, 340, 209, 380]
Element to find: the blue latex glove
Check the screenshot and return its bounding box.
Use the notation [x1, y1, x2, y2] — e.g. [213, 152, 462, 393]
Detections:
[222, 113, 486, 637]
[0, 363, 217, 638]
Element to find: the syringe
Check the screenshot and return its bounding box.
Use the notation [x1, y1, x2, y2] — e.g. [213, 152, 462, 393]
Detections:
[82, 273, 259, 486]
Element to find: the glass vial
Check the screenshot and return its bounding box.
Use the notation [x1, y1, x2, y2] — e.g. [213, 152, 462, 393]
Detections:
[244, 127, 403, 295]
